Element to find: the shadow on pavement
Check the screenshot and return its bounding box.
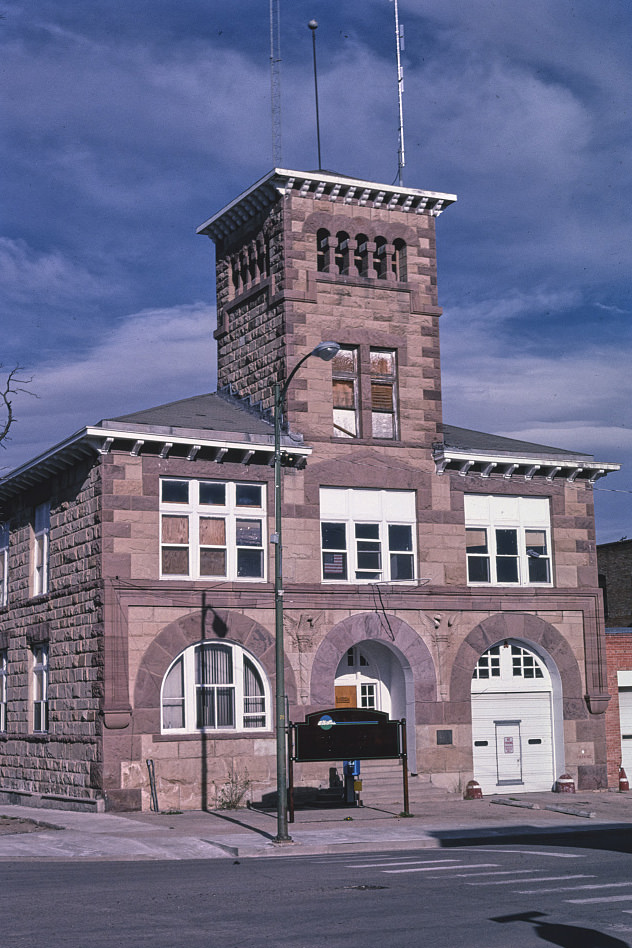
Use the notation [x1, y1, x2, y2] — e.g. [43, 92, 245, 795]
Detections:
[492, 910, 631, 947]
[434, 824, 632, 854]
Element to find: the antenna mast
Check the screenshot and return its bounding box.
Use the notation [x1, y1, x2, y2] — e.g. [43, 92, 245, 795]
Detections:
[392, 0, 405, 185]
[270, 0, 282, 166]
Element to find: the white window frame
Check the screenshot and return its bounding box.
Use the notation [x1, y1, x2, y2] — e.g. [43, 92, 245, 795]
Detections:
[0, 650, 6, 732]
[320, 488, 417, 584]
[32, 644, 49, 733]
[161, 642, 271, 734]
[0, 523, 8, 608]
[32, 503, 50, 597]
[160, 479, 267, 582]
[465, 495, 552, 587]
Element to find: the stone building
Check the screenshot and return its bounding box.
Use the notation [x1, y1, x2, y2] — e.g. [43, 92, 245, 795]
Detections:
[0, 168, 620, 811]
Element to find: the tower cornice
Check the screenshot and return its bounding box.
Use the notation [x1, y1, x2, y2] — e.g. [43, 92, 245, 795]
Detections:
[197, 168, 457, 241]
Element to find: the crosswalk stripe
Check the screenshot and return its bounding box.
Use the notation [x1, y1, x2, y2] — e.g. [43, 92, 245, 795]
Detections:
[351, 859, 460, 868]
[566, 895, 632, 904]
[456, 870, 539, 878]
[468, 874, 591, 886]
[518, 882, 632, 895]
[384, 863, 498, 874]
[459, 848, 584, 859]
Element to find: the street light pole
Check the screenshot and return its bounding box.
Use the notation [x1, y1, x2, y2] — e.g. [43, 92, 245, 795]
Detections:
[273, 341, 340, 843]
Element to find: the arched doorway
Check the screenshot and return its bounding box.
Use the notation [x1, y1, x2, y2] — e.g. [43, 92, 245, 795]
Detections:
[334, 640, 406, 719]
[471, 639, 562, 793]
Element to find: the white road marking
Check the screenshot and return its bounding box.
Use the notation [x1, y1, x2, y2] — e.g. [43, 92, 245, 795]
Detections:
[468, 874, 592, 886]
[351, 859, 460, 868]
[567, 895, 632, 904]
[456, 870, 539, 878]
[518, 882, 632, 895]
[384, 863, 498, 874]
[458, 847, 584, 858]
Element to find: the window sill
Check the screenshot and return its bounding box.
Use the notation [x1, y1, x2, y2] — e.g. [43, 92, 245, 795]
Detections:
[155, 730, 274, 742]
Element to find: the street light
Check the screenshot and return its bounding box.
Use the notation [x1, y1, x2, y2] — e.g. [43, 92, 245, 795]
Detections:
[273, 341, 340, 842]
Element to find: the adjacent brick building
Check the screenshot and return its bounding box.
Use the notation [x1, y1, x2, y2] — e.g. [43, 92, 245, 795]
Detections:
[0, 169, 621, 811]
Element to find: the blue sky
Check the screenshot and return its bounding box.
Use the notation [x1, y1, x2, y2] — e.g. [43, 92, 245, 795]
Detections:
[1, 0, 631, 541]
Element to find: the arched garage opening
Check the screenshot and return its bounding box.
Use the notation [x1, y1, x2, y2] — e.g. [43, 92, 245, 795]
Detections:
[471, 639, 563, 793]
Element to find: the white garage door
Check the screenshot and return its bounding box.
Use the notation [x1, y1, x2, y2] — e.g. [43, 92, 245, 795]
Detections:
[471, 642, 555, 794]
[472, 691, 554, 793]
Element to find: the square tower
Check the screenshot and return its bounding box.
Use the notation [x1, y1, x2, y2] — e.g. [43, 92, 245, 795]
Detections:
[197, 169, 456, 450]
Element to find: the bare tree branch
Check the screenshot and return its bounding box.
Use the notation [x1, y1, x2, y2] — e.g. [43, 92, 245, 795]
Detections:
[0, 365, 37, 448]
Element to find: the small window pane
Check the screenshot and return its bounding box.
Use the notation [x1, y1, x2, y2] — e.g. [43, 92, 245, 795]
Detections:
[528, 557, 551, 583]
[372, 412, 395, 439]
[370, 350, 395, 376]
[389, 524, 412, 552]
[371, 382, 394, 411]
[162, 515, 189, 544]
[468, 557, 490, 583]
[200, 549, 226, 576]
[164, 659, 184, 699]
[333, 348, 356, 373]
[333, 379, 355, 409]
[199, 517, 225, 545]
[236, 484, 262, 507]
[322, 522, 346, 549]
[496, 529, 518, 555]
[525, 529, 547, 556]
[496, 556, 519, 583]
[323, 551, 347, 579]
[199, 482, 226, 506]
[236, 519, 262, 547]
[356, 524, 379, 540]
[333, 408, 357, 438]
[237, 549, 263, 577]
[466, 528, 488, 554]
[161, 480, 189, 504]
[390, 553, 414, 580]
[162, 547, 189, 575]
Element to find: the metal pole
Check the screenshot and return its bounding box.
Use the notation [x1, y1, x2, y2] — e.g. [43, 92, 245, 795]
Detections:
[273, 381, 290, 842]
[308, 20, 322, 171]
[272, 342, 339, 844]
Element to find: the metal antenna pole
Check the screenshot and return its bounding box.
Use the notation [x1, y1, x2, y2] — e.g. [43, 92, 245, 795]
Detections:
[270, 0, 282, 166]
[393, 0, 405, 186]
[308, 20, 322, 171]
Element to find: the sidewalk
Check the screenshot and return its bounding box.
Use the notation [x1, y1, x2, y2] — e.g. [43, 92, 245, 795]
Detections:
[2, 788, 632, 861]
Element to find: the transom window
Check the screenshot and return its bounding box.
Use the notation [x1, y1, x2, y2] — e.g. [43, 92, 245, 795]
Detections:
[160, 480, 266, 581]
[161, 642, 270, 733]
[0, 523, 8, 608]
[320, 488, 416, 583]
[473, 643, 547, 684]
[465, 495, 552, 586]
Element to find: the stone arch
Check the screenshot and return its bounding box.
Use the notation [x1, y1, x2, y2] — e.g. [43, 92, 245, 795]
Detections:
[449, 613, 586, 726]
[133, 609, 297, 734]
[310, 612, 436, 710]
[309, 612, 438, 774]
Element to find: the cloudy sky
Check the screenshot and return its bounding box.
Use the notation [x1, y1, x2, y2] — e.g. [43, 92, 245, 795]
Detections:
[2, 0, 631, 541]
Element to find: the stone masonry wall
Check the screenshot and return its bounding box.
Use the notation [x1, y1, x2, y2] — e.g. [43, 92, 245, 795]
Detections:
[0, 459, 104, 803]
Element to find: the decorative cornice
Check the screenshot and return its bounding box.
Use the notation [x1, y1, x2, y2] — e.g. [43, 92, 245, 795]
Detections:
[197, 168, 457, 241]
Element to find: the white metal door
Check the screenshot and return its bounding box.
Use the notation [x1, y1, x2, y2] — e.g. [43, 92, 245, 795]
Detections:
[495, 720, 522, 784]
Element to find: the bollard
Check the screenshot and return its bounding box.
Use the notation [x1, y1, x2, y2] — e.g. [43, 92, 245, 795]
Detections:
[464, 779, 483, 800]
[554, 773, 576, 793]
[619, 766, 630, 792]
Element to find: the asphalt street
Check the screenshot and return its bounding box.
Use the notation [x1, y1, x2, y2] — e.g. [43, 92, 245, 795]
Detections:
[3, 842, 632, 948]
